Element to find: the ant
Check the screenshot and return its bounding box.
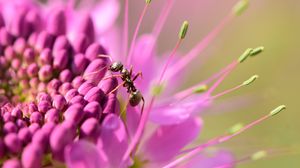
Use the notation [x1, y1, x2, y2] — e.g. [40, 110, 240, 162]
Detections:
[85, 55, 145, 112]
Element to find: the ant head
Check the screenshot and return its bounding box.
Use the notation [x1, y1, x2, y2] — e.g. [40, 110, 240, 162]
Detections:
[110, 61, 123, 72]
[129, 90, 143, 106]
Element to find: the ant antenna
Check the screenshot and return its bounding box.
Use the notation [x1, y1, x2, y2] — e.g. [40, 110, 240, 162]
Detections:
[97, 54, 113, 63]
[83, 54, 114, 79]
[83, 65, 110, 79]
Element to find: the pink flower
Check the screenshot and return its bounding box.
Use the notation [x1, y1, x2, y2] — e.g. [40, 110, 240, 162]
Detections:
[0, 0, 286, 167]
[65, 113, 204, 168]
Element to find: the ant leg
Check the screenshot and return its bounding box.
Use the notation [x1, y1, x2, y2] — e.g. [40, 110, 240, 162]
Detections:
[102, 74, 123, 80]
[140, 96, 145, 115]
[132, 71, 143, 81]
[108, 81, 126, 95]
[129, 65, 133, 76]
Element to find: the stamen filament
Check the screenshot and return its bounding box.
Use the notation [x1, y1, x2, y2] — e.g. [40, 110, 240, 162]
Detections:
[122, 21, 188, 163]
[153, 0, 174, 37]
[206, 61, 239, 95]
[122, 96, 155, 162]
[215, 147, 299, 168]
[210, 74, 258, 100]
[162, 105, 286, 168]
[122, 0, 129, 57]
[158, 39, 182, 83]
[210, 84, 243, 100]
[144, 0, 175, 58]
[174, 61, 237, 99]
[126, 3, 150, 65]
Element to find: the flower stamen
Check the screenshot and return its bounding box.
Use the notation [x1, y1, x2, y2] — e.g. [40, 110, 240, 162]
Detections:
[122, 0, 129, 57]
[126, 0, 152, 65]
[174, 46, 264, 100]
[162, 105, 286, 168]
[166, 0, 251, 80]
[144, 0, 175, 58]
[122, 21, 189, 163]
[209, 75, 258, 100]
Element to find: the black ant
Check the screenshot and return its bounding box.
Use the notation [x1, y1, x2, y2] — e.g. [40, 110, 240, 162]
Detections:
[85, 55, 145, 112]
[108, 61, 144, 108]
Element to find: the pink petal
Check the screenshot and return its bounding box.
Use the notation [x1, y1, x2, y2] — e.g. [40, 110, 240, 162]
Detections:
[150, 95, 211, 125]
[99, 26, 122, 59]
[65, 140, 108, 168]
[126, 106, 141, 138]
[99, 114, 129, 167]
[182, 150, 235, 168]
[131, 35, 157, 93]
[91, 0, 120, 34]
[0, 0, 37, 24]
[142, 117, 203, 163]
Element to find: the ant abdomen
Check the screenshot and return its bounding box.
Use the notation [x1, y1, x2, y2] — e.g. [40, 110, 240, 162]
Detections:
[129, 90, 143, 106]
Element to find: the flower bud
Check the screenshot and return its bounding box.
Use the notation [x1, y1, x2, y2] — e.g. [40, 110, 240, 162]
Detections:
[38, 65, 53, 82]
[3, 158, 22, 168]
[47, 8, 66, 36]
[23, 48, 35, 63]
[53, 49, 69, 70]
[30, 112, 43, 124]
[4, 133, 22, 154]
[72, 76, 85, 89]
[78, 81, 95, 95]
[3, 122, 18, 134]
[59, 69, 73, 83]
[83, 101, 102, 119]
[50, 122, 75, 161]
[64, 104, 84, 125]
[59, 82, 73, 95]
[84, 86, 105, 103]
[72, 33, 89, 53]
[65, 89, 79, 102]
[83, 58, 107, 84]
[80, 118, 100, 143]
[71, 53, 89, 75]
[35, 31, 54, 51]
[18, 127, 32, 145]
[40, 48, 53, 65]
[53, 35, 70, 55]
[22, 143, 43, 168]
[27, 63, 39, 77]
[45, 108, 60, 123]
[85, 43, 106, 61]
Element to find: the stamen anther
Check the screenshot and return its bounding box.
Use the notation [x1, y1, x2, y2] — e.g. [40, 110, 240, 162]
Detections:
[228, 122, 244, 134]
[270, 105, 286, 116]
[151, 84, 165, 96]
[251, 150, 267, 161]
[242, 75, 259, 86]
[179, 21, 189, 39]
[238, 48, 253, 63]
[250, 46, 265, 57]
[233, 0, 249, 16]
[193, 85, 208, 94]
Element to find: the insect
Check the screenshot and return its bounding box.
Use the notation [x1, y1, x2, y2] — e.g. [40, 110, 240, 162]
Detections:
[85, 55, 145, 112]
[108, 61, 144, 108]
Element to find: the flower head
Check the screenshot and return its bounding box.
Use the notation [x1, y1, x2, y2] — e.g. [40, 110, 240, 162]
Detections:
[0, 0, 286, 168]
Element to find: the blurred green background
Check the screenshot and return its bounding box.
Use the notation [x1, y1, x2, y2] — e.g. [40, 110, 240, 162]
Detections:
[125, 0, 300, 167]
